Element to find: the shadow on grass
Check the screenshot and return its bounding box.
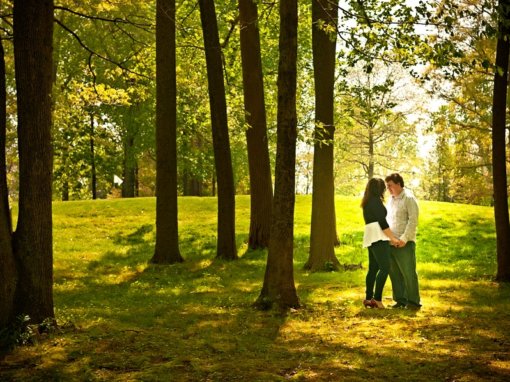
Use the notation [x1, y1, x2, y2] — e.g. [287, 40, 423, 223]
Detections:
[3, 214, 510, 381]
[4, 278, 510, 382]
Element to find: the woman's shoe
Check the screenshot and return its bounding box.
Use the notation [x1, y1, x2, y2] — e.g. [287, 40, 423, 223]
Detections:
[371, 299, 385, 309]
[363, 299, 374, 308]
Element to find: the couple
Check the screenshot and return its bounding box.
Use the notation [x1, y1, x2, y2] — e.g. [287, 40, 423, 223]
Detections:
[361, 173, 421, 310]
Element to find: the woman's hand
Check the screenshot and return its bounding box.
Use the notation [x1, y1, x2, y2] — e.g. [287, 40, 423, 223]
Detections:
[390, 238, 400, 247]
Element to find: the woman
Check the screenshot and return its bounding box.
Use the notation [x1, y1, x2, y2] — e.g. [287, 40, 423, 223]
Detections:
[361, 178, 399, 309]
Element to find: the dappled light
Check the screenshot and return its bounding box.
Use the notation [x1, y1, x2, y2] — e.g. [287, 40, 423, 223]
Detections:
[1, 196, 509, 381]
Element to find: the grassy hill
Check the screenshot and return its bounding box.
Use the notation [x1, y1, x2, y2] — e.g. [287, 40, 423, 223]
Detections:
[1, 195, 509, 381]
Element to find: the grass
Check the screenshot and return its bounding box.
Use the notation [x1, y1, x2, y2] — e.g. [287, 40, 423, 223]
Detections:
[1, 195, 510, 381]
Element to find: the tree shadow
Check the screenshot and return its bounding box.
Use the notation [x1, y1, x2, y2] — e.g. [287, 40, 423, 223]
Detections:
[3, 210, 509, 381]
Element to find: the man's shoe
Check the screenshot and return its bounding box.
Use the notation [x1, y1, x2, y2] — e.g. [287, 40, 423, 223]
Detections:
[390, 303, 406, 309]
[405, 303, 421, 310]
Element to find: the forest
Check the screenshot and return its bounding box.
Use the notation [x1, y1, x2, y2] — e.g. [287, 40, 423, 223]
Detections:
[1, 0, 510, 380]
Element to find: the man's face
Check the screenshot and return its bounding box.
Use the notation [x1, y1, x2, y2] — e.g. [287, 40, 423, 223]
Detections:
[386, 180, 403, 197]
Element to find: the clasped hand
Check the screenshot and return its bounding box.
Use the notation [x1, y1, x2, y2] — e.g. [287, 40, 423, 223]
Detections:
[391, 238, 405, 248]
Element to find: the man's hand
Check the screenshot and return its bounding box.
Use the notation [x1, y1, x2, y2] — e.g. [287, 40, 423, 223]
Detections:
[392, 239, 406, 248]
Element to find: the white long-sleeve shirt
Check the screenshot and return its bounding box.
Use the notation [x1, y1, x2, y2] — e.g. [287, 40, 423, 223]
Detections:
[387, 188, 419, 243]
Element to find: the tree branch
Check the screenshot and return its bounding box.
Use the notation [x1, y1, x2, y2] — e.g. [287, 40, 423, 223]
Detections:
[54, 18, 150, 80]
[54, 5, 153, 31]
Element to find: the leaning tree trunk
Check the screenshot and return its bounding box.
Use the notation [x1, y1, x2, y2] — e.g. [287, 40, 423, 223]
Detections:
[305, 0, 340, 272]
[151, 0, 183, 264]
[199, 0, 237, 260]
[239, 0, 273, 250]
[255, 0, 299, 310]
[12, 0, 55, 323]
[0, 32, 16, 329]
[492, 0, 510, 281]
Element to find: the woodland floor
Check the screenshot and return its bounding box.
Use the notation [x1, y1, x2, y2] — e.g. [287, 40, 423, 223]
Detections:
[0, 196, 509, 381]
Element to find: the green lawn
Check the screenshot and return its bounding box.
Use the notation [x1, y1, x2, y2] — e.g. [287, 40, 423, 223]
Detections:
[1, 195, 509, 381]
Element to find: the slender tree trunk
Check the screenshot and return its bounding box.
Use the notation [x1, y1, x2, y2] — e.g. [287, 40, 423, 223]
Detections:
[122, 135, 136, 198]
[255, 0, 299, 310]
[305, 0, 340, 271]
[12, 0, 54, 323]
[89, 112, 97, 200]
[122, 106, 137, 198]
[151, 0, 183, 264]
[199, 0, 237, 260]
[492, 0, 510, 281]
[368, 128, 374, 179]
[61, 144, 69, 201]
[135, 162, 139, 197]
[239, 0, 273, 250]
[0, 32, 16, 329]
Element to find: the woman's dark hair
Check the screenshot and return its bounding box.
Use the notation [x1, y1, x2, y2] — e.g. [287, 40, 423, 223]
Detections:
[361, 178, 386, 207]
[385, 173, 404, 188]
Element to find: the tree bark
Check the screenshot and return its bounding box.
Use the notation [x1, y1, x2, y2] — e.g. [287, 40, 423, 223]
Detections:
[305, 0, 340, 272]
[0, 32, 16, 329]
[239, 0, 273, 250]
[12, 0, 55, 323]
[255, 0, 299, 310]
[199, 0, 237, 260]
[151, 0, 183, 264]
[492, 0, 510, 281]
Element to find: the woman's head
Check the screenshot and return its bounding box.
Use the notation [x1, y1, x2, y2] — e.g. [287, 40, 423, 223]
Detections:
[361, 178, 386, 207]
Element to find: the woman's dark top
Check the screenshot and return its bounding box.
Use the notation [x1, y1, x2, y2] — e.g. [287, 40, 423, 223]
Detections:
[363, 196, 389, 230]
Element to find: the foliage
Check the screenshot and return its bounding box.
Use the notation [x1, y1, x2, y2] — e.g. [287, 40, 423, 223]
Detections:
[1, 196, 508, 381]
[0, 315, 31, 352]
[420, 16, 504, 205]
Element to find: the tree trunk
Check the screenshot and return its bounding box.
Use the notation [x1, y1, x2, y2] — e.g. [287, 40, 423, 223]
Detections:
[305, 0, 340, 272]
[89, 112, 97, 200]
[12, 0, 54, 323]
[255, 0, 299, 310]
[368, 128, 374, 179]
[151, 0, 183, 264]
[492, 0, 510, 281]
[199, 0, 237, 260]
[239, 0, 273, 250]
[61, 144, 70, 201]
[122, 135, 136, 198]
[122, 106, 137, 198]
[0, 32, 16, 329]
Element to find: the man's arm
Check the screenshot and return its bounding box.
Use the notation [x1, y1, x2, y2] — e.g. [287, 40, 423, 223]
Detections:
[400, 196, 419, 243]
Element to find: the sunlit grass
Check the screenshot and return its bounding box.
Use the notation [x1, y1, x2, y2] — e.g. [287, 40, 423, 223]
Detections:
[1, 195, 509, 381]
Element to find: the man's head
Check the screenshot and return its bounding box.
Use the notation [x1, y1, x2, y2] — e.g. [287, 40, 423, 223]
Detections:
[385, 173, 404, 197]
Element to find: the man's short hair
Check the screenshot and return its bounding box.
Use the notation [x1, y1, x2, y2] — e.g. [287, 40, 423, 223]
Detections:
[385, 173, 404, 188]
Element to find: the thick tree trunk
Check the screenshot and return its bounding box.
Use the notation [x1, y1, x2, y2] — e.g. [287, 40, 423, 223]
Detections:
[0, 33, 16, 329]
[255, 0, 299, 310]
[151, 0, 183, 264]
[305, 0, 340, 272]
[199, 0, 237, 260]
[239, 0, 273, 250]
[492, 0, 510, 281]
[12, 0, 54, 323]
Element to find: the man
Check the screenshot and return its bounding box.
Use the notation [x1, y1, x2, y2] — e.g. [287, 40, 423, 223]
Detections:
[385, 173, 421, 310]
